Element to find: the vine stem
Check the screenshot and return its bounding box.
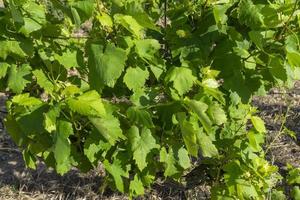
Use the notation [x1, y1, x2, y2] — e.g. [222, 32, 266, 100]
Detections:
[142, 101, 176, 109]
[265, 93, 291, 154]
[278, 0, 299, 39]
[164, 0, 167, 29]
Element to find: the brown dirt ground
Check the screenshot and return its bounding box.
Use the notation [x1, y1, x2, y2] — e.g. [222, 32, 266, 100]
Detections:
[1, 82, 300, 200]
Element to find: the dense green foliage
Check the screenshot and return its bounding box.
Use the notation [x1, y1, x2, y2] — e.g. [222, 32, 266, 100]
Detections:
[0, 0, 299, 198]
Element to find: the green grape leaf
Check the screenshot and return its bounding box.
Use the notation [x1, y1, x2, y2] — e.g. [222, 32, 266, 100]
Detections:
[67, 90, 106, 117]
[9, 0, 24, 24]
[123, 67, 149, 91]
[4, 115, 28, 146]
[129, 175, 145, 197]
[185, 99, 213, 134]
[177, 113, 199, 157]
[269, 57, 287, 82]
[8, 64, 31, 93]
[126, 107, 154, 128]
[248, 31, 264, 49]
[22, 150, 37, 170]
[238, 0, 264, 29]
[103, 159, 129, 193]
[54, 50, 79, 69]
[196, 129, 218, 158]
[251, 116, 266, 133]
[53, 120, 73, 175]
[127, 3, 159, 32]
[213, 4, 229, 31]
[292, 186, 300, 200]
[236, 181, 259, 199]
[150, 64, 165, 80]
[165, 67, 197, 96]
[33, 69, 54, 93]
[97, 12, 113, 27]
[135, 39, 161, 62]
[72, 1, 94, 20]
[62, 85, 82, 97]
[71, 7, 81, 27]
[128, 126, 159, 171]
[287, 167, 300, 185]
[114, 14, 144, 38]
[261, 5, 282, 28]
[84, 129, 111, 163]
[160, 147, 178, 177]
[12, 93, 43, 106]
[285, 35, 299, 52]
[89, 114, 125, 145]
[16, 105, 47, 135]
[247, 130, 264, 152]
[0, 62, 9, 79]
[209, 103, 227, 125]
[44, 106, 61, 133]
[0, 40, 29, 59]
[19, 18, 42, 36]
[271, 190, 286, 200]
[177, 147, 191, 169]
[88, 43, 127, 91]
[287, 50, 300, 68]
[23, 2, 46, 24]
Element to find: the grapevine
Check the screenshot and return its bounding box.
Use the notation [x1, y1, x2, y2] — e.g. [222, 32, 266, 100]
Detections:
[0, 0, 299, 198]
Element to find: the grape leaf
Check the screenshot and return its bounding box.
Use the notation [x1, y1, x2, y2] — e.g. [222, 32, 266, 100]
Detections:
[128, 126, 159, 171]
[160, 147, 178, 177]
[185, 99, 213, 134]
[33, 69, 54, 93]
[287, 50, 300, 68]
[126, 107, 154, 128]
[12, 93, 43, 106]
[129, 175, 145, 197]
[251, 116, 266, 133]
[135, 39, 161, 62]
[22, 2, 46, 24]
[23, 150, 37, 169]
[72, 1, 94, 20]
[9, 0, 24, 24]
[123, 67, 149, 91]
[54, 50, 79, 69]
[114, 14, 144, 38]
[177, 147, 191, 169]
[247, 130, 264, 152]
[44, 106, 60, 133]
[67, 90, 106, 117]
[196, 128, 218, 158]
[269, 57, 287, 82]
[4, 115, 28, 146]
[287, 167, 300, 185]
[0, 62, 9, 79]
[177, 113, 199, 157]
[88, 43, 127, 91]
[53, 120, 73, 175]
[89, 114, 125, 145]
[238, 0, 264, 29]
[84, 129, 111, 163]
[19, 18, 42, 36]
[0, 40, 28, 59]
[8, 64, 31, 93]
[292, 186, 300, 200]
[103, 159, 129, 193]
[165, 67, 197, 96]
[209, 103, 227, 125]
